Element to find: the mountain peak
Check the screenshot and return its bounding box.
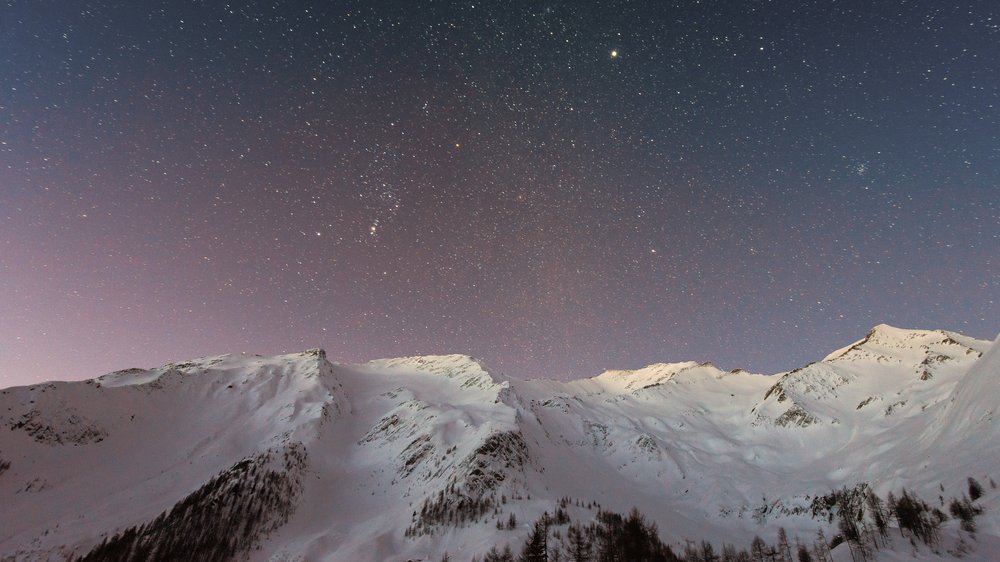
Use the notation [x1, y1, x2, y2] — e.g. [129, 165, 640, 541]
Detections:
[95, 349, 335, 389]
[363, 353, 485, 371]
[359, 353, 507, 389]
[821, 324, 973, 363]
[592, 361, 725, 392]
[3, 328, 999, 561]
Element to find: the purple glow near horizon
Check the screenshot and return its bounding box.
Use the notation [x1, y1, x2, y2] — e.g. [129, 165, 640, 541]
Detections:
[1, 1, 997, 387]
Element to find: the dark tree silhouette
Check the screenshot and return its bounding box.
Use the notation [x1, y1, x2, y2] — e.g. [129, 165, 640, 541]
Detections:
[777, 528, 792, 562]
[949, 495, 983, 533]
[888, 488, 941, 547]
[75, 444, 306, 562]
[483, 544, 516, 562]
[566, 523, 592, 562]
[968, 477, 984, 501]
[749, 536, 767, 562]
[519, 517, 549, 562]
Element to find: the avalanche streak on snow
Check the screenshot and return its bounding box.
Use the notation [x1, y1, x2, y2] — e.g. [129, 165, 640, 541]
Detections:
[1, 327, 999, 561]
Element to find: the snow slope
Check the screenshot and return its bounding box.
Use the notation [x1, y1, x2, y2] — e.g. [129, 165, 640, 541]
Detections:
[0, 327, 997, 561]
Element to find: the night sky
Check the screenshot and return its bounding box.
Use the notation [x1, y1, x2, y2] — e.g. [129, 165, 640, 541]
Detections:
[2, 1, 998, 387]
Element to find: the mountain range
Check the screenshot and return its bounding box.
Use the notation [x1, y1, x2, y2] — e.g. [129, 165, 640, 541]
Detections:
[1, 324, 998, 561]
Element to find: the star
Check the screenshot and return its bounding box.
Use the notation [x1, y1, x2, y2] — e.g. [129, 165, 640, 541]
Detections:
[1, 0, 995, 386]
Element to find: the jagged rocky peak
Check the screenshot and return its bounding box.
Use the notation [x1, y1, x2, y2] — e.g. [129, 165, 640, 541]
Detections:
[762, 327, 965, 407]
[751, 325, 993, 431]
[302, 347, 326, 359]
[823, 323, 982, 364]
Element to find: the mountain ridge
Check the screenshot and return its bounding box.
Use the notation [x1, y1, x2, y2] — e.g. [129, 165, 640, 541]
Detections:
[1, 324, 998, 561]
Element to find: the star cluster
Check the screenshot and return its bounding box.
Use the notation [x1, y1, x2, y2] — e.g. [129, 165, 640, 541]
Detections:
[1, 1, 997, 386]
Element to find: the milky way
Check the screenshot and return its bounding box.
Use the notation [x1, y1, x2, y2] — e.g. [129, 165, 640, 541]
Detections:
[1, 1, 997, 386]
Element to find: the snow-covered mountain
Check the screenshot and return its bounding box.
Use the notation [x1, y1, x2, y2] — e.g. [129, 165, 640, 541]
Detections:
[1, 325, 998, 561]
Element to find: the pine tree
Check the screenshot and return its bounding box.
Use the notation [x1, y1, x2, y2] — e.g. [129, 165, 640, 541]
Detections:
[777, 528, 792, 562]
[700, 540, 719, 562]
[749, 536, 767, 562]
[812, 529, 831, 562]
[949, 495, 982, 533]
[683, 541, 702, 562]
[566, 523, 592, 562]
[886, 490, 899, 537]
[864, 489, 888, 544]
[485, 545, 517, 562]
[968, 477, 984, 501]
[835, 489, 866, 561]
[519, 518, 549, 562]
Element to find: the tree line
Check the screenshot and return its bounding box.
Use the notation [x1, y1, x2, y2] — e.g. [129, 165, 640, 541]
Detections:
[74, 443, 307, 562]
[457, 477, 991, 562]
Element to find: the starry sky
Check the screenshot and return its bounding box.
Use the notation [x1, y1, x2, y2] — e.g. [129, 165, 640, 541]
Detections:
[1, 1, 998, 387]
